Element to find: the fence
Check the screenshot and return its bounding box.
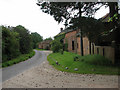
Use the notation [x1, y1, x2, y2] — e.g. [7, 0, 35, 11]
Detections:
[91, 44, 115, 63]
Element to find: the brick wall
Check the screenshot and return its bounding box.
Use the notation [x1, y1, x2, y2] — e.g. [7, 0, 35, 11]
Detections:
[38, 40, 52, 50]
[38, 43, 43, 49]
[65, 30, 90, 55]
[65, 30, 77, 53]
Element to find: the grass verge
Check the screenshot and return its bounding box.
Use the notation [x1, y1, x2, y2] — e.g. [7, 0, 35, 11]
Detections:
[35, 48, 47, 51]
[2, 50, 35, 68]
[47, 51, 119, 75]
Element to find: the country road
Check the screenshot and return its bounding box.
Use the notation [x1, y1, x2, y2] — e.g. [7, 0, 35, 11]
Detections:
[2, 50, 52, 82]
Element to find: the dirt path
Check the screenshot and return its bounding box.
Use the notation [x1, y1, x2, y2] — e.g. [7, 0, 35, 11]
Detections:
[2, 60, 118, 88]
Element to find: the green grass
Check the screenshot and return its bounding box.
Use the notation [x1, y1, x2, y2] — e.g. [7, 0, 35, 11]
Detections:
[47, 51, 119, 75]
[35, 48, 48, 51]
[2, 50, 35, 68]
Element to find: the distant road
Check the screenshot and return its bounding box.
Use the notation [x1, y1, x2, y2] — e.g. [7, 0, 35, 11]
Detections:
[2, 50, 51, 82]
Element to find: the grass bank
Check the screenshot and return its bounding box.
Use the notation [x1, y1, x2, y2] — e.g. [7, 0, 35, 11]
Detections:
[36, 48, 47, 51]
[2, 50, 35, 68]
[47, 51, 119, 75]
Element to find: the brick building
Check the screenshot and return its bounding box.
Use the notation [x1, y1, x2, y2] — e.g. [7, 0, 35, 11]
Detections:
[38, 40, 52, 50]
[61, 28, 90, 56]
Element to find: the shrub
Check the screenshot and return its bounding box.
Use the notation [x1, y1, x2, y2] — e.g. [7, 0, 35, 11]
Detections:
[64, 43, 68, 51]
[51, 40, 62, 53]
[59, 49, 64, 54]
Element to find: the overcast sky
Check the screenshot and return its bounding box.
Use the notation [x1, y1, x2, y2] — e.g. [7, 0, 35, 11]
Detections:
[0, 0, 110, 39]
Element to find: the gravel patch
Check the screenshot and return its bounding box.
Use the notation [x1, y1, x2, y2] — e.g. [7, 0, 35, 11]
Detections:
[2, 60, 118, 88]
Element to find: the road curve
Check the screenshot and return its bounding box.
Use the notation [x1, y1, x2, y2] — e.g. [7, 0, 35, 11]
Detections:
[2, 50, 51, 82]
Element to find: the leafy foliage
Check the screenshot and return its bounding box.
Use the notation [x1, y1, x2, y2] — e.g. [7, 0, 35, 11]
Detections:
[13, 25, 33, 54]
[37, 2, 104, 25]
[51, 33, 65, 53]
[2, 50, 35, 68]
[2, 26, 20, 62]
[51, 39, 62, 53]
[64, 43, 68, 51]
[2, 25, 43, 63]
[31, 32, 43, 49]
[69, 17, 105, 41]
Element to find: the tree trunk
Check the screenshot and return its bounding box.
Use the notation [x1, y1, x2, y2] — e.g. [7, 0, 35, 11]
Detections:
[78, 2, 84, 56]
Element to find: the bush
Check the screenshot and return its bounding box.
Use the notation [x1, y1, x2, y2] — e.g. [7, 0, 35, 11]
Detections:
[64, 43, 68, 51]
[59, 49, 64, 54]
[2, 50, 35, 68]
[51, 40, 62, 53]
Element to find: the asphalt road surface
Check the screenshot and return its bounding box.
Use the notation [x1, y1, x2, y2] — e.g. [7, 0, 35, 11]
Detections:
[2, 50, 51, 82]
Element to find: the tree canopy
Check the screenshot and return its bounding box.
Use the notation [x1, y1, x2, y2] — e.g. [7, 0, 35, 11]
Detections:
[13, 25, 33, 54]
[2, 26, 20, 62]
[31, 32, 43, 49]
[37, 2, 105, 25]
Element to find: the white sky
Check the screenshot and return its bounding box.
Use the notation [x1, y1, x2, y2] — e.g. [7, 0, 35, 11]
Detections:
[0, 0, 109, 39]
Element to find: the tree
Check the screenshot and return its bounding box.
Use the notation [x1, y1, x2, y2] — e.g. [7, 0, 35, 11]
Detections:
[69, 16, 105, 41]
[31, 32, 43, 49]
[2, 26, 20, 62]
[13, 25, 33, 54]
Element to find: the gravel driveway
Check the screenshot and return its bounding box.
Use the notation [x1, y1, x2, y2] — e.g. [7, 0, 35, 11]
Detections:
[2, 53, 119, 88]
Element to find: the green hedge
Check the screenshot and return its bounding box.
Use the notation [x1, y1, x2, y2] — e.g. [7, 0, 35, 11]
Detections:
[2, 50, 35, 68]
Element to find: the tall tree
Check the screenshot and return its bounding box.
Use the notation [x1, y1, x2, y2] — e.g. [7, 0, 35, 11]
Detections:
[2, 26, 20, 61]
[13, 25, 33, 54]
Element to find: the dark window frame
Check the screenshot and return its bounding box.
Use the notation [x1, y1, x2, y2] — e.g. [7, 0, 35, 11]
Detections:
[72, 41, 74, 50]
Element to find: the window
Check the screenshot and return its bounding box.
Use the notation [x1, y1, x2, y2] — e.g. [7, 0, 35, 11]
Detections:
[72, 41, 74, 50]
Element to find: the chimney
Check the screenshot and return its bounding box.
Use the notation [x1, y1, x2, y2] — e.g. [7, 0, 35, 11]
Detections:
[60, 28, 63, 32]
